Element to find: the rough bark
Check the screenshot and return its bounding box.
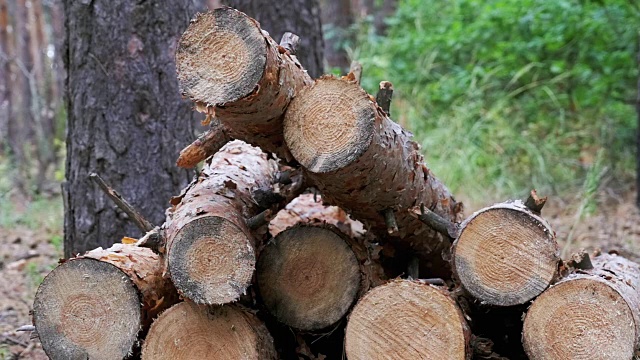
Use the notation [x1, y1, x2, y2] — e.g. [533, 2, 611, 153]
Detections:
[268, 193, 364, 238]
[345, 280, 471, 360]
[451, 200, 559, 306]
[142, 302, 278, 360]
[62, 0, 205, 258]
[32, 243, 178, 360]
[176, 7, 313, 163]
[283, 76, 464, 279]
[165, 140, 278, 305]
[0, 0, 9, 150]
[221, 0, 323, 78]
[523, 253, 640, 360]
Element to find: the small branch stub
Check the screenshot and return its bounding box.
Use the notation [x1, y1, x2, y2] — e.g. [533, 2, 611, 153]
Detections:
[376, 81, 394, 116]
[383, 208, 399, 235]
[89, 173, 155, 233]
[567, 249, 594, 271]
[279, 32, 300, 55]
[410, 205, 459, 239]
[348, 61, 362, 84]
[524, 189, 547, 214]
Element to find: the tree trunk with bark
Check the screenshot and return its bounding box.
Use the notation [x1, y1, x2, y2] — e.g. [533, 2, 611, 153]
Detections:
[452, 198, 559, 306]
[175, 7, 313, 165]
[221, 0, 323, 78]
[283, 76, 464, 279]
[164, 141, 278, 305]
[345, 280, 471, 360]
[523, 253, 640, 360]
[319, 0, 354, 72]
[142, 302, 278, 360]
[32, 243, 179, 360]
[62, 0, 206, 258]
[0, 0, 9, 151]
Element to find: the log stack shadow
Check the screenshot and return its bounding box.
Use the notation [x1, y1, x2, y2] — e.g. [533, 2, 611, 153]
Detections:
[31, 7, 640, 360]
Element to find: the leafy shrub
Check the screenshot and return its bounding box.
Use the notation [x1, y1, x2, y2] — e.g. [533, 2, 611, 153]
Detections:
[355, 0, 639, 200]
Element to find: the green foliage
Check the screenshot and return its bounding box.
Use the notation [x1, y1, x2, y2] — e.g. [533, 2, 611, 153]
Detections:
[356, 0, 639, 200]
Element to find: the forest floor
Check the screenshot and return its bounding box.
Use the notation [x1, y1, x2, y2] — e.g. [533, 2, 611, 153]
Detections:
[1, 186, 639, 359]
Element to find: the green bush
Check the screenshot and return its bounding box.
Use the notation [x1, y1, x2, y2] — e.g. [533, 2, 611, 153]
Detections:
[355, 0, 639, 201]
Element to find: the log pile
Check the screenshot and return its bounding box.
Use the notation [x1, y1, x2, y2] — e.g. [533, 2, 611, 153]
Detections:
[31, 7, 640, 360]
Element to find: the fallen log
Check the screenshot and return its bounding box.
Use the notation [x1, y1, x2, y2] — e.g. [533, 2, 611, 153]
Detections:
[176, 7, 313, 164]
[142, 302, 277, 359]
[345, 280, 470, 359]
[283, 76, 463, 278]
[523, 252, 640, 360]
[32, 243, 178, 360]
[165, 140, 277, 305]
[258, 194, 383, 332]
[451, 198, 559, 306]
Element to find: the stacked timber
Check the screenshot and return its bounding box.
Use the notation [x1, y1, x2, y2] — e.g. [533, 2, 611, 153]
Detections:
[30, 7, 640, 360]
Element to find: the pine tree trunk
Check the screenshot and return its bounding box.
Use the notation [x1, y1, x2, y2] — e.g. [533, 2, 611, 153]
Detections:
[165, 141, 278, 305]
[283, 76, 464, 278]
[222, 0, 323, 78]
[32, 243, 178, 360]
[523, 253, 640, 360]
[452, 200, 559, 306]
[142, 302, 278, 360]
[319, 0, 354, 72]
[345, 280, 471, 360]
[0, 0, 9, 151]
[62, 0, 206, 258]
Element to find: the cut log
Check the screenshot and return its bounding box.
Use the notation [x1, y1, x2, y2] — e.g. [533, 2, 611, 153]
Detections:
[142, 302, 277, 360]
[32, 243, 178, 360]
[523, 253, 640, 360]
[257, 225, 363, 331]
[345, 280, 470, 360]
[176, 119, 231, 169]
[165, 140, 277, 305]
[451, 200, 559, 306]
[283, 76, 463, 278]
[176, 7, 313, 162]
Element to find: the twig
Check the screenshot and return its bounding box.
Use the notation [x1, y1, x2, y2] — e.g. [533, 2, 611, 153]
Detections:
[247, 209, 272, 230]
[135, 227, 165, 254]
[410, 205, 459, 239]
[15, 325, 35, 332]
[349, 61, 362, 84]
[89, 173, 155, 233]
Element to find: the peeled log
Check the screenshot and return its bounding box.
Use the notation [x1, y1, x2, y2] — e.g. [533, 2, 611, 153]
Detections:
[283, 76, 463, 278]
[32, 243, 178, 360]
[523, 253, 640, 360]
[345, 280, 470, 360]
[142, 302, 277, 360]
[452, 200, 559, 306]
[165, 140, 277, 304]
[176, 8, 313, 163]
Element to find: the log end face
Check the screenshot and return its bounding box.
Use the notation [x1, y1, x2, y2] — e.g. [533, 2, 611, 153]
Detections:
[176, 8, 266, 107]
[142, 302, 277, 360]
[523, 278, 636, 360]
[257, 225, 361, 330]
[168, 216, 255, 304]
[284, 77, 375, 173]
[453, 206, 558, 306]
[345, 280, 468, 360]
[33, 259, 142, 360]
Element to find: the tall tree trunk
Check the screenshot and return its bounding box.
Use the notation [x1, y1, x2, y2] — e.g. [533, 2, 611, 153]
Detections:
[0, 0, 10, 152]
[319, 0, 354, 72]
[62, 0, 206, 258]
[221, 0, 324, 78]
